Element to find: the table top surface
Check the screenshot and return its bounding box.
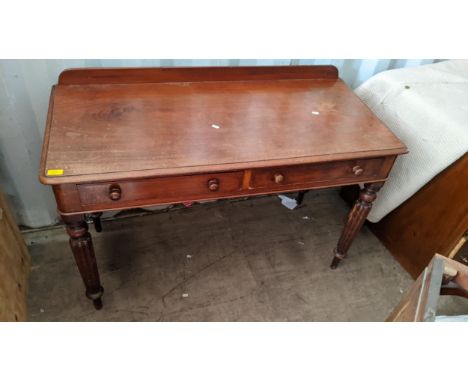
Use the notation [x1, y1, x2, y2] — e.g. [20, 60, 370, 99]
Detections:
[40, 66, 406, 184]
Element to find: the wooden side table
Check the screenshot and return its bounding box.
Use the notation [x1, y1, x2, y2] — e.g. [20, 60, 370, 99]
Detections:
[39, 66, 407, 309]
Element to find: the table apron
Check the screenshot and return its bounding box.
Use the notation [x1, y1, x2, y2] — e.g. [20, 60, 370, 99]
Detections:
[53, 156, 396, 215]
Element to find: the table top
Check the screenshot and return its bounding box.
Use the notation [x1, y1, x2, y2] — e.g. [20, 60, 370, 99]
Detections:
[40, 66, 406, 185]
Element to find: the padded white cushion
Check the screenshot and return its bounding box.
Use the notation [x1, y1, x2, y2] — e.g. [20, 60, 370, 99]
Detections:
[354, 60, 468, 222]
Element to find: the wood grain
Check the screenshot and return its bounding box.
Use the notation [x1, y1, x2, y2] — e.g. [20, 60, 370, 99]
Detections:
[58, 65, 339, 85]
[40, 67, 406, 185]
[250, 157, 386, 189]
[0, 188, 31, 321]
[77, 171, 244, 209]
[53, 157, 396, 214]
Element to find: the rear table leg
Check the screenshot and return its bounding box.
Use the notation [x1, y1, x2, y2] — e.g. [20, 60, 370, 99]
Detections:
[295, 190, 309, 206]
[86, 212, 103, 233]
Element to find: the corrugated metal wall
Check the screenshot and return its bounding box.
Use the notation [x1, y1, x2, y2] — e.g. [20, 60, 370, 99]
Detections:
[0, 59, 438, 227]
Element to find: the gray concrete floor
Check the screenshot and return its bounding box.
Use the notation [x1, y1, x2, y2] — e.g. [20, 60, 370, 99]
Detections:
[25, 189, 466, 321]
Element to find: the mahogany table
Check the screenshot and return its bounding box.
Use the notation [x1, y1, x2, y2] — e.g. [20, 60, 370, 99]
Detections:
[39, 66, 407, 309]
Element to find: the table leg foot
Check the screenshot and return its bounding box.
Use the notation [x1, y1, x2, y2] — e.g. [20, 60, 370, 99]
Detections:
[92, 297, 103, 310]
[63, 214, 104, 309]
[330, 182, 384, 269]
[330, 250, 345, 269]
[86, 286, 104, 310]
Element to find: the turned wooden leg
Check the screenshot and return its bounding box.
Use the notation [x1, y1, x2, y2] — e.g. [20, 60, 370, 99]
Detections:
[331, 182, 384, 269]
[63, 215, 104, 309]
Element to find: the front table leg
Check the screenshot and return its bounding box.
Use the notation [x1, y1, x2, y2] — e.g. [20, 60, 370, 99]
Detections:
[62, 214, 104, 309]
[330, 182, 384, 269]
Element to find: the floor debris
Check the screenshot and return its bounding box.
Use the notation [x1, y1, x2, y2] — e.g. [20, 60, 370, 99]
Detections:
[278, 194, 298, 210]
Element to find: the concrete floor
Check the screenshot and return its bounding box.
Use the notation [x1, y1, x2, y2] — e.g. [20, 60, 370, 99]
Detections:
[25, 189, 466, 321]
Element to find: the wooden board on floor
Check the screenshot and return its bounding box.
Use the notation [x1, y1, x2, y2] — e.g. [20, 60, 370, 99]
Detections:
[0, 188, 31, 321]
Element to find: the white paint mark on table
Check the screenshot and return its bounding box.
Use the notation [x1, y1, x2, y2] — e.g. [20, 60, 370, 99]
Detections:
[211, 124, 221, 129]
[311, 111, 320, 115]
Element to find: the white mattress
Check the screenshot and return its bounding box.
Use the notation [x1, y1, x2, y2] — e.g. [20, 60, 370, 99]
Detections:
[354, 60, 468, 222]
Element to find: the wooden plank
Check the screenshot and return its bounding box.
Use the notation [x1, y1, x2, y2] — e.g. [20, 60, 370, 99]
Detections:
[0, 188, 31, 321]
[58, 65, 339, 85]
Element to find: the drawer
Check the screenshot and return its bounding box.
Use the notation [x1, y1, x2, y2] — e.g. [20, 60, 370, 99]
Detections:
[77, 171, 244, 209]
[250, 158, 388, 190]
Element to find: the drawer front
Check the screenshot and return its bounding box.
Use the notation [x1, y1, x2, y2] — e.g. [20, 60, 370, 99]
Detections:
[251, 158, 388, 190]
[78, 171, 244, 209]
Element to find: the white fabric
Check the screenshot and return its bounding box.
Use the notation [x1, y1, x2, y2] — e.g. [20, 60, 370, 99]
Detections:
[354, 60, 468, 223]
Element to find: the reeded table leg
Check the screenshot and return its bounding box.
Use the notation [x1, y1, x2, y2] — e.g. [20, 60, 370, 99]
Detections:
[331, 182, 384, 269]
[62, 214, 104, 309]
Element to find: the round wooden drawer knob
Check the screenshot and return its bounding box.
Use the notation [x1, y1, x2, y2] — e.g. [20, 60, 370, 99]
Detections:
[352, 166, 364, 176]
[207, 178, 220, 191]
[109, 184, 122, 201]
[274, 173, 284, 184]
